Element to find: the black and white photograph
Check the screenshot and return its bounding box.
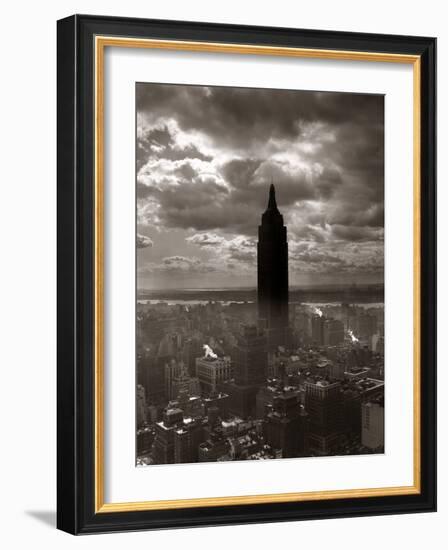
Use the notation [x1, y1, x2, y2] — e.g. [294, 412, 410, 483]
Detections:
[135, 83, 385, 466]
[0, 0, 441, 543]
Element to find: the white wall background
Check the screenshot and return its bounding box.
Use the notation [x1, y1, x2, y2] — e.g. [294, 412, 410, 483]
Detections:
[0, 1, 444, 547]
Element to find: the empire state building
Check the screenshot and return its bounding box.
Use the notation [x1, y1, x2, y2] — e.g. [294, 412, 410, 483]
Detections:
[257, 184, 290, 349]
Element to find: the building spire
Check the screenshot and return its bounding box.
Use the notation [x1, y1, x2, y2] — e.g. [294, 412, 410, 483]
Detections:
[261, 180, 283, 225]
[268, 182, 277, 210]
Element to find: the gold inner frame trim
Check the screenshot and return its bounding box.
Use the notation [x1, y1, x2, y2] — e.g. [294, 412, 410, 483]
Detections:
[94, 35, 422, 513]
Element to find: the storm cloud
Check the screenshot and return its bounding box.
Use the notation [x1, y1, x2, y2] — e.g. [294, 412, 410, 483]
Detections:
[136, 234, 154, 249]
[136, 83, 384, 288]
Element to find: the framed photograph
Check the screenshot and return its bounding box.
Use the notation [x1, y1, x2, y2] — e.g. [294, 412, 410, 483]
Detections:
[57, 14, 436, 534]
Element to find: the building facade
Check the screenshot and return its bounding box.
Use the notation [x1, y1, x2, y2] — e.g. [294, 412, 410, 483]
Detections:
[257, 184, 290, 350]
[304, 380, 343, 455]
[361, 399, 385, 450]
[311, 314, 325, 346]
[165, 358, 200, 400]
[233, 324, 268, 387]
[195, 355, 232, 394]
[136, 384, 147, 427]
[323, 318, 345, 346]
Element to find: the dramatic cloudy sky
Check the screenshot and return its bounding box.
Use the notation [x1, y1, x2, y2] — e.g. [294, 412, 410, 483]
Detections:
[136, 83, 384, 290]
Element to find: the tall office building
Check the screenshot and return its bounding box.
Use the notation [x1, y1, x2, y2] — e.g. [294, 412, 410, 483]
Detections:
[257, 184, 289, 349]
[233, 325, 267, 387]
[323, 318, 345, 346]
[264, 391, 307, 458]
[222, 324, 268, 419]
[356, 313, 378, 339]
[165, 358, 200, 400]
[311, 314, 325, 346]
[361, 398, 385, 450]
[173, 418, 206, 464]
[304, 379, 343, 455]
[136, 384, 148, 427]
[137, 350, 165, 405]
[153, 407, 206, 464]
[152, 407, 184, 464]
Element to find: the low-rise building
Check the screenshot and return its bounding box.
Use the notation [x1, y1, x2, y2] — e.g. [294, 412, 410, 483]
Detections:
[196, 355, 232, 394]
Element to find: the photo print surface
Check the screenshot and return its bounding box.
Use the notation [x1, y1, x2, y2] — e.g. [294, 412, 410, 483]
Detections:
[135, 82, 385, 466]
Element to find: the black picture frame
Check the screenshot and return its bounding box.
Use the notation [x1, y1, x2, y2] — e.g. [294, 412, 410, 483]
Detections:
[57, 14, 436, 535]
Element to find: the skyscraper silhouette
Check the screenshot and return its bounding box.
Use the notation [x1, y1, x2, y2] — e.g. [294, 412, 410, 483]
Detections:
[257, 184, 289, 349]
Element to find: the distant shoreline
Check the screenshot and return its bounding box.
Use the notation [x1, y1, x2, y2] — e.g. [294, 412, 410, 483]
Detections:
[137, 284, 384, 305]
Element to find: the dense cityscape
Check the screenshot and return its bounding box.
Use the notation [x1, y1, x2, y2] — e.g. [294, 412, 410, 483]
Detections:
[136, 185, 384, 466]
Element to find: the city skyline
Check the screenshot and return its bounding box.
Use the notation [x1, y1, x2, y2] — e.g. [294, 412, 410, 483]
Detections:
[136, 83, 384, 290]
[136, 163, 385, 466]
[136, 81, 385, 467]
